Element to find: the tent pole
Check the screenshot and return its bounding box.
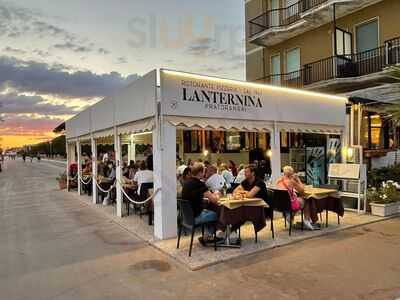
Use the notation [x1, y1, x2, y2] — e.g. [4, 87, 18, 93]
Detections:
[91, 136, 98, 204]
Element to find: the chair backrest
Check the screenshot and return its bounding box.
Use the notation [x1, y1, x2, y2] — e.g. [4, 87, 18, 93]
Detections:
[269, 188, 291, 212]
[139, 182, 154, 200]
[177, 199, 195, 228]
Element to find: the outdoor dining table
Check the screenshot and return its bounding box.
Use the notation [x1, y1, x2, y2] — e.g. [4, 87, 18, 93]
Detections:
[269, 185, 344, 225]
[212, 197, 268, 248]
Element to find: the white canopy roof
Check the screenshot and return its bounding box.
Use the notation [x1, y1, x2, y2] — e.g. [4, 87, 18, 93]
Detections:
[66, 69, 347, 142]
[66, 70, 157, 140]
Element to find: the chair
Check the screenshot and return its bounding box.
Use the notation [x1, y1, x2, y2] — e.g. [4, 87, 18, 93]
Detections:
[269, 188, 304, 236]
[318, 184, 341, 227]
[176, 199, 217, 257]
[139, 182, 154, 225]
[126, 183, 154, 226]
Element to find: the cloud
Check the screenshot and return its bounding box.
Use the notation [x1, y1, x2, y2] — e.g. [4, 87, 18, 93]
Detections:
[0, 93, 79, 115]
[3, 46, 26, 55]
[98, 47, 110, 55]
[185, 37, 244, 67]
[53, 42, 93, 53]
[0, 114, 60, 136]
[33, 49, 52, 57]
[116, 56, 128, 64]
[0, 3, 104, 57]
[0, 56, 140, 99]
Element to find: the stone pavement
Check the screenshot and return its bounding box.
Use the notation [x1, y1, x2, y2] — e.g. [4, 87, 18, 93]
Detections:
[1, 158, 399, 300]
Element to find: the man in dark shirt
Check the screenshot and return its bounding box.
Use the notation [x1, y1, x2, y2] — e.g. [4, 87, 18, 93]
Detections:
[181, 162, 220, 242]
[234, 164, 271, 207]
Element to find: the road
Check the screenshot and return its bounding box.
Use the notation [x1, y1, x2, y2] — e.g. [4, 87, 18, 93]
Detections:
[1, 159, 399, 300]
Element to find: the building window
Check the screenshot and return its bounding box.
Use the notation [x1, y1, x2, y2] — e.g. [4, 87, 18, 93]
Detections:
[286, 48, 300, 79]
[270, 54, 281, 85]
[356, 19, 379, 53]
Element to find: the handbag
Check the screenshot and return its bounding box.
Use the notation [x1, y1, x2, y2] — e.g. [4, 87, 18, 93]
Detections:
[282, 181, 301, 212]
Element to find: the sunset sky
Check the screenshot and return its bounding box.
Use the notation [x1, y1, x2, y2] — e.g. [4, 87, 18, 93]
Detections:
[0, 0, 245, 149]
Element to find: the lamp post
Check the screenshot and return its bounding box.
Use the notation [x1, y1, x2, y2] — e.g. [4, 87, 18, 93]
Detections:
[49, 141, 52, 159]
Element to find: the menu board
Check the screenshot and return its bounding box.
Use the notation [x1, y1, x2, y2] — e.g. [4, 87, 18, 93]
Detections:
[328, 163, 360, 179]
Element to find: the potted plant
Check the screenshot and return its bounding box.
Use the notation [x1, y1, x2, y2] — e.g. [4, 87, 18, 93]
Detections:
[368, 181, 400, 217]
[56, 171, 67, 190]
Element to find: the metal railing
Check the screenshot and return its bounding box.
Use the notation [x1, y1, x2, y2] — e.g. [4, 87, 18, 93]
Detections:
[249, 0, 329, 37]
[257, 37, 400, 88]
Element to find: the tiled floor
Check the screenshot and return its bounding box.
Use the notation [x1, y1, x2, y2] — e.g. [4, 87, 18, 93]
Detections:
[72, 192, 393, 270]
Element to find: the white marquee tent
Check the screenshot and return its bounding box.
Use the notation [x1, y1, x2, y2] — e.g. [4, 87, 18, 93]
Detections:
[65, 69, 348, 240]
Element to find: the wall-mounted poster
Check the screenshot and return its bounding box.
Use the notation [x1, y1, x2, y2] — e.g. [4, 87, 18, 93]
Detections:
[327, 138, 341, 164]
[306, 146, 325, 186]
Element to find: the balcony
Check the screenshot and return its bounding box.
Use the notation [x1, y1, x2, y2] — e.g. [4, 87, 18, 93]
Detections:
[248, 0, 384, 47]
[254, 37, 400, 93]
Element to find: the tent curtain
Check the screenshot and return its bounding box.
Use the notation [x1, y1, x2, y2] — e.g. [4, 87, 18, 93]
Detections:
[166, 116, 273, 132]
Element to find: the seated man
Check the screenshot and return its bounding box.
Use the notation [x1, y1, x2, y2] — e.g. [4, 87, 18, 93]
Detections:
[181, 162, 220, 245]
[205, 165, 225, 192]
[234, 164, 271, 207]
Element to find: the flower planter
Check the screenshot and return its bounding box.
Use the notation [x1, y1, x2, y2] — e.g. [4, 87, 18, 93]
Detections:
[370, 202, 399, 217]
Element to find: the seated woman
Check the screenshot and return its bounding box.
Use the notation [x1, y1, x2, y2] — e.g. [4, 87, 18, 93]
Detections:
[181, 162, 220, 245]
[177, 167, 192, 197]
[219, 163, 235, 189]
[276, 166, 314, 231]
[121, 168, 137, 201]
[133, 161, 153, 196]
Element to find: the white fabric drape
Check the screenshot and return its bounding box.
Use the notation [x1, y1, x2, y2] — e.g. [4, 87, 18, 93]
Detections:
[166, 116, 273, 132]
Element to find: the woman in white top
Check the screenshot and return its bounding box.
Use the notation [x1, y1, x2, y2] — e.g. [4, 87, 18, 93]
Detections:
[219, 163, 234, 189]
[133, 161, 153, 195]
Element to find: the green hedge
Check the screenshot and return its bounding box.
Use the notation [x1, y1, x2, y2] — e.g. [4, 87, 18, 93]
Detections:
[368, 165, 400, 188]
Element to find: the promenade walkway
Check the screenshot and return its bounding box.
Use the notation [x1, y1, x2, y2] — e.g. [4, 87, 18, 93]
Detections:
[0, 159, 399, 300]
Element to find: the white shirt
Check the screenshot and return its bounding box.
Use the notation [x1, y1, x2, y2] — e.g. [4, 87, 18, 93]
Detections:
[206, 174, 226, 192]
[234, 169, 245, 184]
[134, 170, 153, 194]
[221, 170, 234, 187]
[176, 164, 187, 175]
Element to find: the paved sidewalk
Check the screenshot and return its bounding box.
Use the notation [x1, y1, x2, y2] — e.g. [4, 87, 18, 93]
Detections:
[1, 159, 400, 300]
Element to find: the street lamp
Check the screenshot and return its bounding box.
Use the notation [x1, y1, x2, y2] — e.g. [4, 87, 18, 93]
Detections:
[49, 141, 53, 158]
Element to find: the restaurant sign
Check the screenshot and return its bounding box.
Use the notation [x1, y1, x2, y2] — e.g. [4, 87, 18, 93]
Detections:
[160, 69, 347, 127]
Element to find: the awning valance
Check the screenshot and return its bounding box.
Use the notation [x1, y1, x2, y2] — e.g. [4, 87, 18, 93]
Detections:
[166, 116, 273, 132]
[117, 117, 155, 135]
[93, 128, 114, 139]
[278, 122, 343, 134]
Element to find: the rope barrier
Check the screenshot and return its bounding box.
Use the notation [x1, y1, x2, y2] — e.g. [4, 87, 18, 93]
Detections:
[79, 175, 92, 185]
[116, 179, 160, 205]
[95, 179, 116, 194]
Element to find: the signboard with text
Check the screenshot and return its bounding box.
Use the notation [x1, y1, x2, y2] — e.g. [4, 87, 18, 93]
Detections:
[159, 69, 346, 127]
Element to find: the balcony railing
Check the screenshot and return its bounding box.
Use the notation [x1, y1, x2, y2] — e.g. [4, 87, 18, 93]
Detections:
[249, 0, 329, 37]
[256, 37, 400, 88]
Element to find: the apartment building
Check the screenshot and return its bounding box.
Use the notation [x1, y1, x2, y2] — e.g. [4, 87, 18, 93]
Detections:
[245, 0, 400, 169]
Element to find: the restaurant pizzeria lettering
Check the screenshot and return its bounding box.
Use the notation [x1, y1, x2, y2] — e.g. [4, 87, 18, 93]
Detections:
[181, 80, 263, 112]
